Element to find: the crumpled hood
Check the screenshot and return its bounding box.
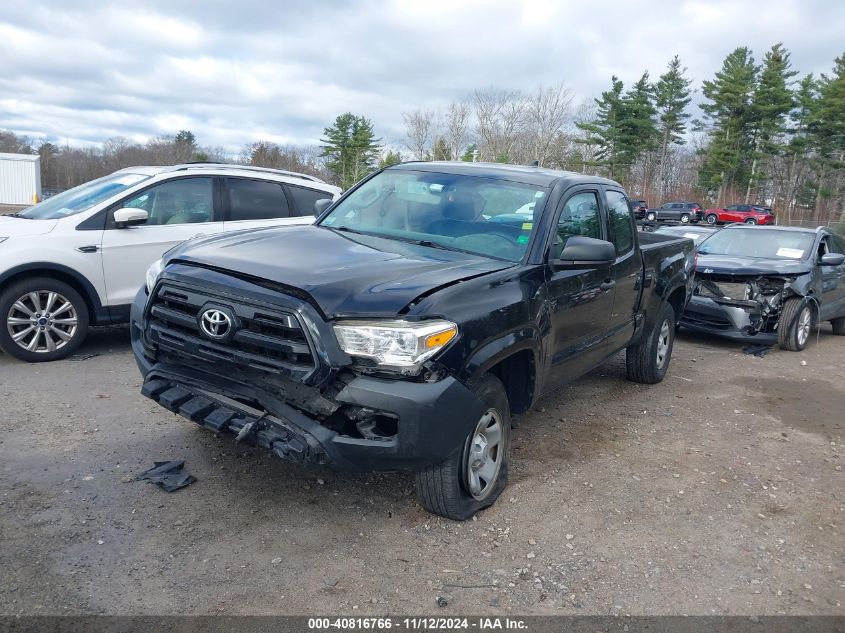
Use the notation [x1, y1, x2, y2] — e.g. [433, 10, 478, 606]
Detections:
[0, 215, 58, 237]
[695, 254, 811, 278]
[170, 225, 513, 317]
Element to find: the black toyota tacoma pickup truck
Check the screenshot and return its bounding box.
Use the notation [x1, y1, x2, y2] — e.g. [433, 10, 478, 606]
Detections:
[131, 162, 694, 519]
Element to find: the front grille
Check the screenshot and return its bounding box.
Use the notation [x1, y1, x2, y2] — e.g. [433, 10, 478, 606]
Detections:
[147, 282, 317, 382]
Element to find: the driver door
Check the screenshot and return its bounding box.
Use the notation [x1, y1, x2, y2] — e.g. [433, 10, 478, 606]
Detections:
[100, 176, 223, 309]
[544, 189, 615, 389]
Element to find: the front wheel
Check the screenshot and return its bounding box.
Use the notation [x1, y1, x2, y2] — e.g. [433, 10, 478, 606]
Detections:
[0, 277, 89, 362]
[646, 212, 657, 221]
[415, 374, 511, 520]
[778, 298, 813, 351]
[626, 302, 675, 384]
[680, 213, 690, 223]
[706, 214, 718, 225]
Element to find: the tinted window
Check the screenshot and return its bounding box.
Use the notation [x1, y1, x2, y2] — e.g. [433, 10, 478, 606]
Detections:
[288, 185, 332, 217]
[227, 179, 290, 221]
[554, 192, 602, 258]
[122, 177, 213, 225]
[606, 191, 634, 255]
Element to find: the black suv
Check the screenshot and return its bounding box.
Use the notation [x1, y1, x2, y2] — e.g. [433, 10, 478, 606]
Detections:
[647, 201, 702, 223]
[630, 199, 649, 219]
[132, 162, 693, 519]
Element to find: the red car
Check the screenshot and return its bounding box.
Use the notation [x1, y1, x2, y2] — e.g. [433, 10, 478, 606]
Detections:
[703, 204, 775, 225]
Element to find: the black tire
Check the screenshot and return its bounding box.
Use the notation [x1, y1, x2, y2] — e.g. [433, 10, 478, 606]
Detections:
[706, 214, 718, 225]
[778, 297, 812, 352]
[744, 218, 758, 225]
[415, 374, 511, 520]
[0, 277, 89, 362]
[832, 316, 845, 336]
[626, 302, 675, 384]
[680, 213, 690, 223]
[646, 212, 657, 221]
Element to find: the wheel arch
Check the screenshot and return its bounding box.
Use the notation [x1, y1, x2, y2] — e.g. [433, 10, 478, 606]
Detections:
[0, 263, 107, 324]
[462, 332, 541, 415]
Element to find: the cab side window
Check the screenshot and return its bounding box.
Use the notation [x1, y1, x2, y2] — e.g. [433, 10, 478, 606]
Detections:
[554, 192, 602, 258]
[121, 177, 213, 226]
[605, 190, 634, 255]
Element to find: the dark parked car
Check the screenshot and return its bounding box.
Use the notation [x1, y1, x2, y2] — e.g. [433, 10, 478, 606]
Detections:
[647, 201, 703, 223]
[702, 204, 775, 225]
[653, 225, 719, 246]
[630, 199, 649, 219]
[131, 162, 694, 519]
[681, 225, 845, 350]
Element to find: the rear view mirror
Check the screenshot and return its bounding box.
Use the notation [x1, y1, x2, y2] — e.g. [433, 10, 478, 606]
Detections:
[313, 198, 333, 216]
[113, 208, 149, 228]
[820, 252, 845, 266]
[551, 236, 616, 269]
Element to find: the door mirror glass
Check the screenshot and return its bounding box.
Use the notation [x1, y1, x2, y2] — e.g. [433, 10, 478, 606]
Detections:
[313, 198, 333, 216]
[820, 252, 845, 266]
[113, 208, 149, 227]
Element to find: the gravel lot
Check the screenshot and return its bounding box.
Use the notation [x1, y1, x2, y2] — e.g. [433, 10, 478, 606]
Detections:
[1, 326, 843, 616]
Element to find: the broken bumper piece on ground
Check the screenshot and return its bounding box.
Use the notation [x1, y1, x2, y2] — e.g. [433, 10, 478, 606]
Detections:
[136, 460, 196, 492]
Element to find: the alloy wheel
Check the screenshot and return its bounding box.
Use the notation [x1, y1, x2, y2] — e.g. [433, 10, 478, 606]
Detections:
[655, 319, 671, 369]
[6, 290, 79, 354]
[796, 306, 811, 347]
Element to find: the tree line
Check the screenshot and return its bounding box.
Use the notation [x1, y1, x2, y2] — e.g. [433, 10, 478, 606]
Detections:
[2, 44, 842, 222]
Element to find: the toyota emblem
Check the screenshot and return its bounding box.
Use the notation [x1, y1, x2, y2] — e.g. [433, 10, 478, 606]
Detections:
[199, 308, 233, 339]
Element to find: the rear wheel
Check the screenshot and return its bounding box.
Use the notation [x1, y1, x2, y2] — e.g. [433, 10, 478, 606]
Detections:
[680, 213, 690, 223]
[0, 278, 89, 362]
[745, 218, 758, 225]
[626, 302, 675, 384]
[646, 212, 657, 221]
[415, 374, 511, 520]
[706, 214, 718, 225]
[829, 316, 844, 336]
[778, 298, 812, 351]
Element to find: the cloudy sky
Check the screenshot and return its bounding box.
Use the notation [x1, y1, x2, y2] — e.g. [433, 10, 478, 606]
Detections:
[1, 0, 843, 153]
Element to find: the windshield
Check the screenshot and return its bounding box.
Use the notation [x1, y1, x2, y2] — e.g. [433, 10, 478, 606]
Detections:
[698, 228, 815, 260]
[17, 172, 151, 220]
[317, 170, 548, 262]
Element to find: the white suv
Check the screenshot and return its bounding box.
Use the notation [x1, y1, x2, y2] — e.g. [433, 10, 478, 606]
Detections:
[0, 163, 341, 362]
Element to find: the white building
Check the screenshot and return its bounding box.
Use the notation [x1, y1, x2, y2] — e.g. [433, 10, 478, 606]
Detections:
[0, 152, 42, 205]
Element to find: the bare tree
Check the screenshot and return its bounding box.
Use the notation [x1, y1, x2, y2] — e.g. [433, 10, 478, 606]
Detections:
[472, 88, 526, 162]
[526, 84, 574, 167]
[402, 109, 434, 160]
[444, 101, 471, 160]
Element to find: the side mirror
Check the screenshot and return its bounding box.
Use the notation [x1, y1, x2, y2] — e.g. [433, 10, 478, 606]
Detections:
[113, 208, 149, 228]
[313, 198, 333, 216]
[820, 252, 845, 266]
[550, 236, 616, 269]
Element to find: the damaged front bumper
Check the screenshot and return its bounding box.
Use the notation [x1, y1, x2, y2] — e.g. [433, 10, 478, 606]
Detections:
[680, 274, 800, 343]
[131, 289, 484, 472]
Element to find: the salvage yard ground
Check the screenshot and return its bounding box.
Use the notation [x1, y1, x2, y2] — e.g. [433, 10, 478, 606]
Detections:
[0, 327, 842, 615]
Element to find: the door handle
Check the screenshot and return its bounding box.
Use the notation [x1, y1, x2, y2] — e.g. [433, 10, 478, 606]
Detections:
[77, 245, 100, 253]
[193, 233, 207, 238]
[600, 279, 616, 292]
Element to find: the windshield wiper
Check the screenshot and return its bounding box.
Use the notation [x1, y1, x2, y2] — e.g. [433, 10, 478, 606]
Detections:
[7, 212, 31, 219]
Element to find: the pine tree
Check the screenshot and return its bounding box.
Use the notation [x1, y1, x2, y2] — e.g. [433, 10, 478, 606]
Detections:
[784, 74, 820, 213]
[698, 47, 759, 201]
[619, 71, 659, 170]
[654, 56, 693, 196]
[321, 113, 382, 189]
[745, 43, 797, 202]
[811, 53, 845, 219]
[577, 76, 626, 179]
[378, 149, 403, 168]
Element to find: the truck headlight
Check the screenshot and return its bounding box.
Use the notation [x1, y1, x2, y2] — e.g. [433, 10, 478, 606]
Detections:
[145, 258, 165, 294]
[334, 319, 457, 370]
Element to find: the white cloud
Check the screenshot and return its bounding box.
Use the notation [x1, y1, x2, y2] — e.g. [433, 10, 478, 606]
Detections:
[0, 0, 842, 152]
